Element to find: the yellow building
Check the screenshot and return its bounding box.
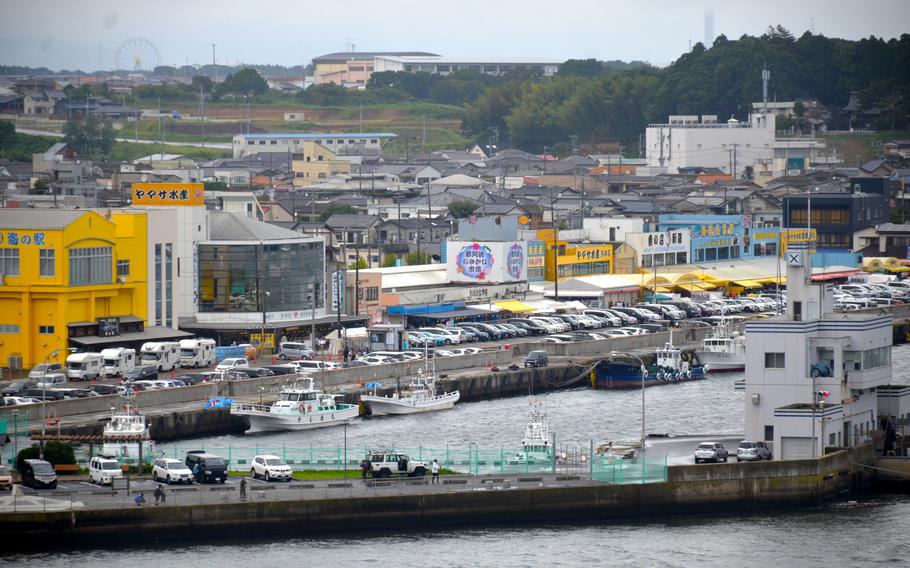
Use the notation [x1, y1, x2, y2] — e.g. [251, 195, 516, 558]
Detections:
[291, 141, 353, 187]
[540, 239, 614, 281]
[0, 210, 148, 369]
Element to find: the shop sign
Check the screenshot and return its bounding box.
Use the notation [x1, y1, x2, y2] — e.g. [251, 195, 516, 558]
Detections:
[455, 243, 495, 280]
[132, 182, 204, 206]
[573, 246, 611, 261]
[468, 287, 489, 299]
[695, 223, 737, 237]
[506, 243, 524, 279]
[0, 231, 47, 246]
[98, 317, 120, 337]
[527, 256, 545, 268]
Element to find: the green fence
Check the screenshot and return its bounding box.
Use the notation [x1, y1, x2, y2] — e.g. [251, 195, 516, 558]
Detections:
[591, 454, 668, 484]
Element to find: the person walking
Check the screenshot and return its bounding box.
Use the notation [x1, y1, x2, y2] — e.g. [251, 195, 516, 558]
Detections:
[431, 459, 440, 484]
[193, 462, 202, 483]
[134, 492, 145, 506]
[239, 477, 247, 501]
[360, 458, 370, 481]
[154, 485, 162, 505]
[159, 486, 166, 505]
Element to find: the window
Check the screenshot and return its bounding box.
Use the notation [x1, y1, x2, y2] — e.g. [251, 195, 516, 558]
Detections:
[247, 140, 254, 145]
[68, 247, 112, 286]
[165, 244, 173, 327]
[0, 248, 19, 277]
[0, 324, 20, 333]
[764, 352, 785, 368]
[365, 287, 379, 301]
[270, 140, 278, 145]
[862, 347, 890, 369]
[39, 325, 54, 334]
[40, 249, 55, 277]
[764, 425, 774, 441]
[155, 244, 162, 325]
[116, 260, 130, 278]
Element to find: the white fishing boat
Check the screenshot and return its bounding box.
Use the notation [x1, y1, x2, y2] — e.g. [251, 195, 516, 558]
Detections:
[230, 377, 359, 432]
[361, 372, 460, 415]
[101, 398, 153, 460]
[511, 399, 552, 464]
[694, 319, 746, 371]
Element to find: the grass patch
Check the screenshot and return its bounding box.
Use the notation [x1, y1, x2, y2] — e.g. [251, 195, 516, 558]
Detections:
[107, 141, 231, 162]
[817, 130, 910, 166]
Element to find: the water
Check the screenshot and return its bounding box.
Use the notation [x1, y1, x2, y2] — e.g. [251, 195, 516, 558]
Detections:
[6, 346, 910, 563]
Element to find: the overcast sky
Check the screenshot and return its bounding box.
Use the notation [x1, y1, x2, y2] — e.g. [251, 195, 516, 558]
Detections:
[2, 0, 908, 71]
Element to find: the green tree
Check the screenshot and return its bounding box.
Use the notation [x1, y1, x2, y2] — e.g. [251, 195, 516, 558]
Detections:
[62, 114, 114, 158]
[16, 442, 75, 471]
[381, 254, 399, 267]
[348, 257, 368, 269]
[558, 59, 605, 77]
[191, 75, 214, 94]
[32, 178, 49, 193]
[319, 203, 357, 222]
[406, 251, 432, 265]
[203, 181, 229, 192]
[448, 199, 479, 218]
[216, 68, 268, 98]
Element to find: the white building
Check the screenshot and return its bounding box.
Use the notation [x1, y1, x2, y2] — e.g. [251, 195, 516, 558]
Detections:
[372, 55, 561, 77]
[645, 113, 825, 181]
[232, 133, 397, 159]
[743, 244, 900, 459]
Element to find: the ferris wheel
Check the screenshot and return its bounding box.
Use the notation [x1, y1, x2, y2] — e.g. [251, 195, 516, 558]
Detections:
[114, 37, 161, 72]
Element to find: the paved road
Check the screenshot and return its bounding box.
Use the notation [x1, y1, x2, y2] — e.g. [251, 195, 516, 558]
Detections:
[14, 126, 232, 149]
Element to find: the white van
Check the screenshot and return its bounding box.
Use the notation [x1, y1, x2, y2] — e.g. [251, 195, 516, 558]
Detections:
[278, 342, 314, 360]
[66, 352, 104, 381]
[100, 348, 136, 377]
[140, 342, 181, 372]
[418, 327, 464, 345]
[179, 338, 216, 368]
[285, 360, 337, 373]
[89, 456, 123, 486]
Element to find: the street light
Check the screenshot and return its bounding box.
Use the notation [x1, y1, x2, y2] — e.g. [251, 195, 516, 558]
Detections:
[611, 351, 647, 454]
[39, 347, 77, 459]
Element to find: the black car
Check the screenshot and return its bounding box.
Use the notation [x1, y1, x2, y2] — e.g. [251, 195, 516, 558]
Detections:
[121, 365, 158, 382]
[666, 301, 701, 318]
[231, 367, 275, 378]
[455, 326, 490, 341]
[462, 324, 501, 341]
[261, 365, 297, 376]
[88, 384, 120, 395]
[524, 350, 549, 368]
[552, 315, 582, 330]
[19, 388, 65, 401]
[1, 379, 35, 397]
[185, 451, 228, 484]
[172, 374, 202, 386]
[507, 319, 549, 336]
[20, 459, 57, 489]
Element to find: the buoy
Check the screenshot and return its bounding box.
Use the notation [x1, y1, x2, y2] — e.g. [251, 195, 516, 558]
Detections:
[298, 403, 306, 412]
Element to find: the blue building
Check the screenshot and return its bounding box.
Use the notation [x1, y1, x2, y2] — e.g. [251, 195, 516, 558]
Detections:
[657, 214, 752, 262]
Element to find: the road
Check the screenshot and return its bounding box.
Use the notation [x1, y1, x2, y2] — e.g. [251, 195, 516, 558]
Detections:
[14, 126, 232, 149]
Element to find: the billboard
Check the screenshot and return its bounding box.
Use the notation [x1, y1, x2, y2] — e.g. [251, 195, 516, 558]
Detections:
[132, 182, 205, 206]
[627, 229, 690, 255]
[446, 241, 527, 283]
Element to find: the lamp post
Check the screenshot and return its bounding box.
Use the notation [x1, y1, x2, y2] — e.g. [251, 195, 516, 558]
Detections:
[611, 351, 647, 454]
[39, 347, 76, 459]
[12, 410, 19, 467]
[343, 422, 348, 481]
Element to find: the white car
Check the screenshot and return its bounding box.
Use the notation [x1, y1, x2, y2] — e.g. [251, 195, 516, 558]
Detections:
[89, 456, 123, 486]
[399, 352, 424, 360]
[250, 454, 293, 481]
[460, 347, 481, 355]
[3, 396, 41, 406]
[540, 334, 573, 343]
[355, 355, 394, 366]
[216, 358, 250, 371]
[436, 349, 460, 357]
[152, 458, 194, 484]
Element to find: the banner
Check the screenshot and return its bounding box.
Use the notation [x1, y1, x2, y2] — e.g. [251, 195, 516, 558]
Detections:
[132, 183, 204, 206]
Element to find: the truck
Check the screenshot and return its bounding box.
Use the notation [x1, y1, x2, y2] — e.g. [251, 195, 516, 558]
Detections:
[140, 342, 181, 372]
[100, 347, 136, 377]
[65, 352, 104, 381]
[179, 338, 216, 368]
[365, 451, 427, 478]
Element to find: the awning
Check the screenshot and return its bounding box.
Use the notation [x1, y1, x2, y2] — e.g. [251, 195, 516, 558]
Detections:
[521, 300, 556, 314]
[732, 279, 766, 289]
[674, 281, 716, 292]
[466, 303, 501, 312]
[811, 270, 863, 281]
[493, 300, 536, 313]
[69, 326, 194, 347]
[411, 308, 488, 320]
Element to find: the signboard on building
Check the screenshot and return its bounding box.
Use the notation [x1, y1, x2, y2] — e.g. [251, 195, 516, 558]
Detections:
[445, 241, 527, 283]
[131, 183, 205, 206]
[628, 229, 690, 255]
[97, 317, 120, 337]
[331, 271, 344, 312]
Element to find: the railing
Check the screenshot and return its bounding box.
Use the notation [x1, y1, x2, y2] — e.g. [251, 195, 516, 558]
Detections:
[591, 454, 668, 484]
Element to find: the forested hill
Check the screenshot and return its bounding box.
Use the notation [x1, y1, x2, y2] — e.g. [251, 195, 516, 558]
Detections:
[463, 28, 910, 151]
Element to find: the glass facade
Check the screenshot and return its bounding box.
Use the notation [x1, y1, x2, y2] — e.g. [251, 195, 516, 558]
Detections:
[155, 244, 162, 325]
[165, 244, 173, 327]
[198, 241, 323, 313]
[68, 247, 112, 286]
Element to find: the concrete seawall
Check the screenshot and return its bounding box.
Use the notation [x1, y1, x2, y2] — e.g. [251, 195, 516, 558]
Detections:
[0, 447, 874, 551]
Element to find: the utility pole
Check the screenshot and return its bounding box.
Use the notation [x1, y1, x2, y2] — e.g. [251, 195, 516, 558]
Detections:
[199, 85, 205, 148]
[211, 44, 216, 79]
[733, 143, 738, 179]
[550, 186, 559, 300]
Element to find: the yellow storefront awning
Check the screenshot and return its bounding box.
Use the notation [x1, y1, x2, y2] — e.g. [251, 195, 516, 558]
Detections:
[674, 281, 717, 292]
[494, 300, 536, 313]
[732, 279, 766, 288]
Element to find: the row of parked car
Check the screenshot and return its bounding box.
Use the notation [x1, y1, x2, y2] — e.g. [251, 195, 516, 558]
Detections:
[834, 280, 910, 311]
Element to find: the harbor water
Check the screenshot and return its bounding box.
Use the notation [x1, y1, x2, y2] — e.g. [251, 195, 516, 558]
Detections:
[5, 345, 910, 565]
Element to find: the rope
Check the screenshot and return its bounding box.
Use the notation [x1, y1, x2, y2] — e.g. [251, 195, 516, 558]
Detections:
[853, 462, 910, 478]
[544, 362, 598, 389]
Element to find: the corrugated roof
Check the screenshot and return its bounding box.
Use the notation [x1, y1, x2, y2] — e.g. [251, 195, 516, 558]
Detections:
[208, 212, 313, 241]
[237, 132, 397, 140]
[0, 209, 89, 229]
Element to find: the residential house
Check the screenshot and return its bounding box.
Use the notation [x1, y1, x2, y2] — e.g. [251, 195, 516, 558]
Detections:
[292, 141, 353, 187]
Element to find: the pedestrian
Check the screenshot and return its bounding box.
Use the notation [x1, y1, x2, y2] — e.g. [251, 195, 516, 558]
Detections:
[240, 477, 247, 501]
[193, 462, 202, 483]
[154, 485, 162, 505]
[360, 458, 370, 481]
[159, 486, 166, 505]
[431, 459, 440, 484]
[134, 492, 145, 506]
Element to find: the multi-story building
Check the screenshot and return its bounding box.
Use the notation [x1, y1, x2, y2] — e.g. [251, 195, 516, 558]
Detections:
[783, 190, 888, 250]
[232, 133, 397, 159]
[372, 55, 561, 77]
[313, 51, 439, 86]
[291, 142, 354, 188]
[744, 244, 897, 458]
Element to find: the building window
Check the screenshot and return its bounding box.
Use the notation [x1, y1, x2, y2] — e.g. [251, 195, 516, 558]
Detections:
[39, 325, 54, 334]
[365, 287, 379, 301]
[764, 352, 785, 368]
[862, 347, 890, 369]
[165, 243, 173, 327]
[68, 247, 112, 286]
[764, 425, 774, 441]
[0, 324, 19, 334]
[0, 248, 20, 277]
[155, 244, 162, 325]
[117, 260, 130, 277]
[270, 140, 278, 145]
[40, 249, 55, 277]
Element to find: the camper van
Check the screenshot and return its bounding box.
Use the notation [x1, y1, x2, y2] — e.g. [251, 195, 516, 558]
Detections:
[66, 352, 104, 381]
[140, 342, 181, 372]
[101, 348, 136, 377]
[180, 338, 216, 368]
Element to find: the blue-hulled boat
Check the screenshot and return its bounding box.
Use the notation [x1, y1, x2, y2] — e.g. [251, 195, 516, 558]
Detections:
[591, 336, 707, 390]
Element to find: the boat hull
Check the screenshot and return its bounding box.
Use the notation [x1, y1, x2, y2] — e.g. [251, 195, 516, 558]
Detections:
[362, 391, 460, 415]
[236, 406, 360, 433]
[591, 361, 705, 389]
[695, 351, 744, 371]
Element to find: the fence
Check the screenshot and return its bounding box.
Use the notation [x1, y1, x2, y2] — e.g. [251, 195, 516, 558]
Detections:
[591, 453, 668, 484]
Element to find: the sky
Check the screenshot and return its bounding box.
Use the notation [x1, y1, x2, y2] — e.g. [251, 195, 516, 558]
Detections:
[1, 0, 908, 71]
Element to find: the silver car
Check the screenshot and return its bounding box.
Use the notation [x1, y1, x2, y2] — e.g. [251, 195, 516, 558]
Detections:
[694, 442, 729, 463]
[736, 441, 773, 462]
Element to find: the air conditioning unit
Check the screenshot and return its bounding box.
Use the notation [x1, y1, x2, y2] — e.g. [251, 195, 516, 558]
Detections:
[118, 276, 126, 283]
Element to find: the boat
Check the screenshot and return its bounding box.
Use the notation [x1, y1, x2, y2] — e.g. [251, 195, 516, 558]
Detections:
[230, 377, 359, 432]
[694, 319, 746, 371]
[591, 334, 707, 389]
[360, 372, 460, 415]
[510, 399, 552, 464]
[101, 397, 153, 460]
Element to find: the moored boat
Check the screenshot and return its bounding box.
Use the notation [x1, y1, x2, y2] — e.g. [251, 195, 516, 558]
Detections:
[694, 319, 745, 371]
[102, 398, 153, 459]
[231, 377, 358, 432]
[361, 374, 460, 415]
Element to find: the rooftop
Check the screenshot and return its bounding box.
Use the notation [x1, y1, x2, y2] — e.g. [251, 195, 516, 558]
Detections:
[207, 211, 316, 242]
[313, 51, 439, 63]
[0, 209, 90, 229]
[236, 132, 397, 140]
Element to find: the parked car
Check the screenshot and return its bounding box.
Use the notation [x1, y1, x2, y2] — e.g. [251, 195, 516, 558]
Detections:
[250, 455, 293, 481]
[89, 456, 123, 486]
[454, 325, 490, 341]
[121, 365, 158, 382]
[366, 451, 427, 478]
[34, 373, 67, 389]
[694, 442, 729, 463]
[524, 350, 549, 368]
[185, 451, 228, 484]
[215, 358, 250, 372]
[261, 365, 297, 376]
[278, 342, 314, 360]
[88, 384, 120, 395]
[506, 319, 548, 336]
[152, 458, 194, 484]
[736, 441, 773, 462]
[0, 465, 11, 490]
[19, 459, 57, 489]
[28, 363, 64, 380]
[1, 379, 35, 397]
